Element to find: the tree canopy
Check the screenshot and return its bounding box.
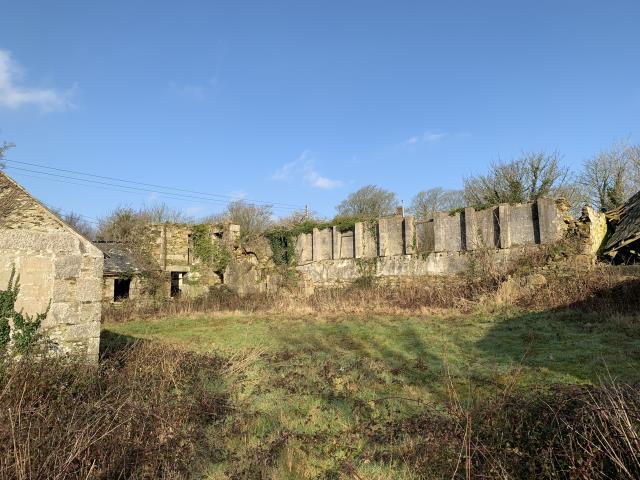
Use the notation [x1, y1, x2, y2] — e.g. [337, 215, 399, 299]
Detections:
[409, 188, 464, 220]
[336, 185, 398, 218]
[463, 152, 570, 208]
[579, 140, 640, 211]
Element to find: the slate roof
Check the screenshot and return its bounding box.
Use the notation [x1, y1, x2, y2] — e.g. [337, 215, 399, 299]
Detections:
[92, 241, 144, 275]
[604, 190, 640, 255]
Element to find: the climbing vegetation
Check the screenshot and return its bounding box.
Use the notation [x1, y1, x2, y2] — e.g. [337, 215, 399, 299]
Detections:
[191, 224, 232, 272]
[265, 216, 376, 266]
[0, 267, 48, 353]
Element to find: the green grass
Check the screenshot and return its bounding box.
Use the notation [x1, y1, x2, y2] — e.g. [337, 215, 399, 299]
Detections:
[104, 311, 640, 478]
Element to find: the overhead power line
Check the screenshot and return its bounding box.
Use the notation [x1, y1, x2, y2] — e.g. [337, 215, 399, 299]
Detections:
[4, 160, 303, 212]
[4, 159, 304, 209]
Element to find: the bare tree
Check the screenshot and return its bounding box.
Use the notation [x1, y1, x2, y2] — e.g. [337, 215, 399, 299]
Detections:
[96, 203, 191, 242]
[274, 208, 324, 227]
[463, 151, 569, 208]
[336, 185, 398, 218]
[580, 140, 640, 210]
[139, 203, 192, 224]
[96, 207, 146, 243]
[211, 200, 273, 240]
[61, 211, 96, 239]
[409, 188, 465, 220]
[0, 141, 14, 170]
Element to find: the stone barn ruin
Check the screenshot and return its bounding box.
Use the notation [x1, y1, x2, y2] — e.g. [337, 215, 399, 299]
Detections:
[294, 198, 571, 288]
[0, 172, 102, 361]
[93, 241, 145, 303]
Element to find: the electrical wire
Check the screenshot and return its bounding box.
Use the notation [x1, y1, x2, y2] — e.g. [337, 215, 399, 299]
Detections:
[4, 158, 303, 209]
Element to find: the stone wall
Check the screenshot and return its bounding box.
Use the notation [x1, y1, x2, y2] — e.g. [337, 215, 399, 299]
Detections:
[294, 199, 569, 288]
[144, 222, 240, 297]
[0, 173, 102, 362]
[101, 275, 144, 302]
[295, 199, 566, 265]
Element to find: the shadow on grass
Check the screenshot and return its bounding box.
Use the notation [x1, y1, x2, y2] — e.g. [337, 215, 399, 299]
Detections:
[100, 329, 148, 360]
[476, 277, 640, 382]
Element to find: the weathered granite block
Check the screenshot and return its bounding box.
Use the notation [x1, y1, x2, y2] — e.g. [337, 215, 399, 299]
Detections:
[537, 198, 566, 244]
[295, 233, 313, 264]
[509, 203, 537, 246]
[354, 222, 377, 258]
[498, 204, 511, 248]
[433, 212, 462, 252]
[476, 207, 500, 248]
[332, 227, 341, 259]
[378, 216, 404, 257]
[404, 216, 416, 255]
[464, 208, 477, 250]
[312, 228, 333, 261]
[340, 231, 355, 258]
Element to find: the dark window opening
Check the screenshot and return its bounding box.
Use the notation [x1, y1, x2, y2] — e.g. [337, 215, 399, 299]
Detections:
[114, 278, 130, 301]
[170, 272, 183, 297]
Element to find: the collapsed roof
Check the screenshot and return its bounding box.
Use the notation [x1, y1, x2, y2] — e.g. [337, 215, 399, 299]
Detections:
[603, 190, 640, 262]
[93, 241, 145, 275]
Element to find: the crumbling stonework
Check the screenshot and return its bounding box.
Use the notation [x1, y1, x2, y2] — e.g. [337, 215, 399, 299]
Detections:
[224, 236, 283, 295]
[294, 198, 571, 289]
[0, 173, 102, 361]
[141, 222, 240, 297]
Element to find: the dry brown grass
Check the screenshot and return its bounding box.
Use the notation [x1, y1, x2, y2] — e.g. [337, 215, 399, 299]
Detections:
[367, 380, 640, 479]
[104, 258, 640, 324]
[0, 341, 230, 480]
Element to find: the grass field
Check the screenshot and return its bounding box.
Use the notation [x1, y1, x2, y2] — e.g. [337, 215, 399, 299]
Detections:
[103, 310, 640, 479]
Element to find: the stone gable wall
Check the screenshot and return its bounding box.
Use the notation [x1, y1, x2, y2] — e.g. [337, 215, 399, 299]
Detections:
[0, 173, 102, 362]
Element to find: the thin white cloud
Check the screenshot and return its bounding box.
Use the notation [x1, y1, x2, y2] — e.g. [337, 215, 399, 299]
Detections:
[0, 49, 75, 111]
[270, 155, 302, 181]
[270, 151, 343, 190]
[304, 170, 343, 189]
[169, 76, 218, 101]
[402, 130, 448, 147]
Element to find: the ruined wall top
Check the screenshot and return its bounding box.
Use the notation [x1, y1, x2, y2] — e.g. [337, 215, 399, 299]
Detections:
[294, 198, 568, 266]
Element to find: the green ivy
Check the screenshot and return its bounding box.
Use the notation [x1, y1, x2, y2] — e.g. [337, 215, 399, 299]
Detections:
[265, 215, 377, 266]
[192, 224, 231, 272]
[12, 305, 49, 353]
[0, 267, 48, 353]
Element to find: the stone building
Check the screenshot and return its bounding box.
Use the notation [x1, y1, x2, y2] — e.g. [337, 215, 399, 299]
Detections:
[0, 172, 102, 362]
[145, 222, 240, 298]
[93, 241, 145, 302]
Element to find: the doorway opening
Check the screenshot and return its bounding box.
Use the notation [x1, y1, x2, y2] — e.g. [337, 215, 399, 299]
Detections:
[170, 272, 184, 297]
[114, 278, 131, 301]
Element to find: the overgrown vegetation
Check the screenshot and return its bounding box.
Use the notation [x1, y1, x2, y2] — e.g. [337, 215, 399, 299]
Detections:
[265, 216, 375, 266]
[205, 199, 274, 240]
[580, 140, 640, 210]
[0, 268, 47, 353]
[336, 184, 398, 217]
[0, 340, 232, 479]
[105, 300, 640, 478]
[191, 223, 232, 272]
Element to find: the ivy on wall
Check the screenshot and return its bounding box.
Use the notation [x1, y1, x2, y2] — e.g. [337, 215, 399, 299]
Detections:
[265, 216, 378, 266]
[191, 224, 232, 272]
[0, 267, 48, 353]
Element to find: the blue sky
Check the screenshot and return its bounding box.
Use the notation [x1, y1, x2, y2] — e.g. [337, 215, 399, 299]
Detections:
[1, 1, 639, 221]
